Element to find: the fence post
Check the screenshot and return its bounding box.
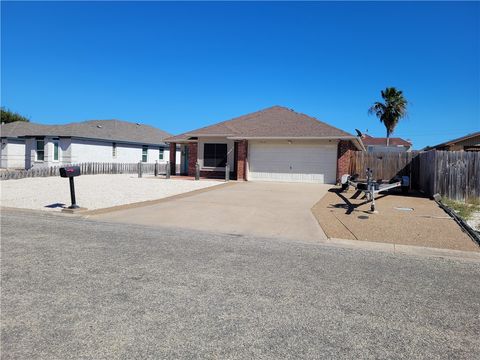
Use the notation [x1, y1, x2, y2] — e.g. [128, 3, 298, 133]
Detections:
[225, 164, 230, 182]
[138, 161, 143, 178]
[195, 162, 200, 180]
[166, 161, 171, 179]
[154, 161, 158, 177]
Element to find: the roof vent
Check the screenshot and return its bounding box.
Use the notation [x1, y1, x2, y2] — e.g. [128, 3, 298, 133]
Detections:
[97, 125, 102, 128]
[136, 123, 141, 126]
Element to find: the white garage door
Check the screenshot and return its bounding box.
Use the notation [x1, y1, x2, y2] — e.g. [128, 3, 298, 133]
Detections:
[248, 141, 337, 184]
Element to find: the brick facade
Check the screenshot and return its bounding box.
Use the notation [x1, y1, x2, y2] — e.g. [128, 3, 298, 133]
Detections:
[199, 170, 233, 179]
[336, 140, 357, 183]
[187, 142, 198, 176]
[169, 142, 176, 175]
[236, 140, 248, 180]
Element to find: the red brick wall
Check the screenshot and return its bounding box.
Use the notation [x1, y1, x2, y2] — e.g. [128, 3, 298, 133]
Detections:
[169, 142, 176, 175]
[337, 140, 357, 183]
[236, 140, 248, 180]
[199, 170, 231, 179]
[187, 142, 198, 176]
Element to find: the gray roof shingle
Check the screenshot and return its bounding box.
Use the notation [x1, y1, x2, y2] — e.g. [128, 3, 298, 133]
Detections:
[1, 120, 171, 145]
[166, 106, 353, 141]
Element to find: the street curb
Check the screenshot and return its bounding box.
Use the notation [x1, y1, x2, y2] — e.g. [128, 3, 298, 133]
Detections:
[325, 237, 480, 262]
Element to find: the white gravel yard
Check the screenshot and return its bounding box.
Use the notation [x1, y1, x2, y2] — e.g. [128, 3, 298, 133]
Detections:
[0, 175, 222, 211]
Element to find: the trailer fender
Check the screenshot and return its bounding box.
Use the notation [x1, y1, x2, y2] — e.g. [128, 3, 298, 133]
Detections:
[340, 174, 350, 191]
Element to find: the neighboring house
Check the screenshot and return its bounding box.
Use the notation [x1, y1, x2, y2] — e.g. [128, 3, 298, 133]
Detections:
[0, 120, 180, 169]
[427, 131, 480, 151]
[361, 134, 412, 153]
[165, 106, 364, 184]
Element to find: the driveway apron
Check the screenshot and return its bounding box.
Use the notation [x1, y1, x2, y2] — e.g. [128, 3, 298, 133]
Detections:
[89, 181, 331, 242]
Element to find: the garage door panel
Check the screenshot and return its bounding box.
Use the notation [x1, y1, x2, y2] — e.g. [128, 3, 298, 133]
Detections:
[249, 142, 337, 184]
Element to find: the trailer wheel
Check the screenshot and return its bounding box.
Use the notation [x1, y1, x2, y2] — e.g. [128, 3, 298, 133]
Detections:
[341, 183, 349, 192]
[370, 204, 375, 212]
[401, 186, 409, 194]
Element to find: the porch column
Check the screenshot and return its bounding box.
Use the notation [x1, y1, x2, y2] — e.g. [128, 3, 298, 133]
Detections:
[187, 142, 198, 177]
[169, 142, 176, 175]
[236, 140, 248, 181]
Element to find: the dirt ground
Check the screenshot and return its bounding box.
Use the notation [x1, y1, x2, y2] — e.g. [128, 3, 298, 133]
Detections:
[312, 187, 479, 252]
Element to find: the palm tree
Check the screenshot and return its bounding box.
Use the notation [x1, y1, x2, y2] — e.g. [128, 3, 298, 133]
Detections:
[368, 87, 408, 146]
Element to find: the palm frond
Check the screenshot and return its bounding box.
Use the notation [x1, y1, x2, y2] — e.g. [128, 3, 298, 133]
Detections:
[368, 87, 408, 140]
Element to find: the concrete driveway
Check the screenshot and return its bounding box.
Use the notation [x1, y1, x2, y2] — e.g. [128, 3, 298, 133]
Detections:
[89, 181, 330, 242]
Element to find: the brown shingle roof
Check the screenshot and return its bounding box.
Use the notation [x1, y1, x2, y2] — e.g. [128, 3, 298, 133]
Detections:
[1, 120, 171, 145]
[166, 106, 353, 141]
[361, 135, 411, 147]
[430, 131, 480, 149]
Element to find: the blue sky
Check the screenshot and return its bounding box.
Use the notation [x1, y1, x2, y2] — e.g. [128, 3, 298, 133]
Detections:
[1, 1, 479, 149]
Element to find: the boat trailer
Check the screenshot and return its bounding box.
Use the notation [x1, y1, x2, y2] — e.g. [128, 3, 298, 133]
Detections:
[340, 168, 410, 212]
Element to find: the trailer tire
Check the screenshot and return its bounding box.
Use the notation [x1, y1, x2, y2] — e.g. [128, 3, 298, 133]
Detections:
[401, 186, 409, 194]
[341, 183, 349, 192]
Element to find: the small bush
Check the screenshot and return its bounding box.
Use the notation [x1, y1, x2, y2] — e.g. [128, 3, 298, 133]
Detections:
[442, 198, 480, 220]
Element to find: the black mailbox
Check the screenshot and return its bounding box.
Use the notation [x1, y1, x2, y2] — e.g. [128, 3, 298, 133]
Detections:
[59, 166, 81, 209]
[60, 166, 81, 178]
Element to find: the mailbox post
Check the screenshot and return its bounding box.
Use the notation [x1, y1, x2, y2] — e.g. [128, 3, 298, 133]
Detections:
[59, 166, 81, 209]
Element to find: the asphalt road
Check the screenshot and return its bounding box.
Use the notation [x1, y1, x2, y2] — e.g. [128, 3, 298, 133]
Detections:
[1, 209, 479, 359]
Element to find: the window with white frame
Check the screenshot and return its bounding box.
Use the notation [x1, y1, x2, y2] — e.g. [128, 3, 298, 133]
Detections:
[159, 147, 164, 160]
[142, 146, 148, 162]
[53, 139, 59, 161]
[112, 142, 117, 158]
[36, 138, 45, 161]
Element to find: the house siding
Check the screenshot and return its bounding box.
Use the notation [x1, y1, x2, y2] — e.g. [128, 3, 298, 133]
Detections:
[20, 138, 176, 169]
[438, 135, 480, 151]
[0, 139, 26, 169]
[367, 145, 410, 153]
[197, 137, 235, 173]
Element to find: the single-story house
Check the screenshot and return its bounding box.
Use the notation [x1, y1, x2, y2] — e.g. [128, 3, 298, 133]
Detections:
[165, 106, 365, 184]
[0, 120, 180, 169]
[361, 134, 412, 153]
[426, 132, 480, 151]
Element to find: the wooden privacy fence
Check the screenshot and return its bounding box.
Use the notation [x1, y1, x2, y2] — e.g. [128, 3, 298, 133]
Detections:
[349, 151, 419, 181]
[349, 150, 480, 201]
[426, 151, 480, 201]
[0, 162, 168, 181]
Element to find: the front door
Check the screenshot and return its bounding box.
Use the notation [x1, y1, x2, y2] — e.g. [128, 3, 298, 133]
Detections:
[181, 145, 189, 175]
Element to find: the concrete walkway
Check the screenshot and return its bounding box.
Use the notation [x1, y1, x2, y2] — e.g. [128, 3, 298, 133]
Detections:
[89, 181, 331, 242]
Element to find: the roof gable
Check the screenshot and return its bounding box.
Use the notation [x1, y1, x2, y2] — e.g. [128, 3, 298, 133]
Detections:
[362, 135, 412, 147]
[1, 119, 171, 145]
[167, 106, 353, 141]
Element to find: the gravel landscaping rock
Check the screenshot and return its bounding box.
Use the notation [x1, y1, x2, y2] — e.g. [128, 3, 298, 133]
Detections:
[312, 188, 479, 252]
[0, 175, 221, 211]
